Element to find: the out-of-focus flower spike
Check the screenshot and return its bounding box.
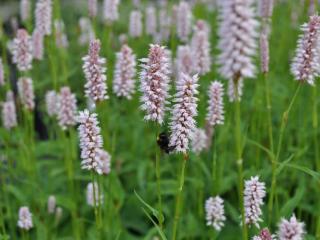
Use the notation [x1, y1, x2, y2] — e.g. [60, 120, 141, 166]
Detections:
[82, 39, 108, 102]
[17, 77, 35, 111]
[45, 90, 58, 117]
[32, 29, 44, 60]
[20, 0, 31, 22]
[79, 18, 95, 46]
[113, 44, 136, 99]
[88, 0, 98, 18]
[17, 207, 33, 230]
[291, 15, 320, 86]
[103, 0, 120, 23]
[1, 91, 17, 130]
[169, 73, 199, 153]
[145, 6, 157, 37]
[12, 29, 33, 72]
[54, 19, 69, 49]
[129, 10, 143, 38]
[35, 0, 52, 36]
[57, 86, 77, 130]
[0, 58, 4, 86]
[191, 128, 207, 154]
[206, 81, 224, 127]
[86, 182, 104, 207]
[176, 1, 192, 42]
[48, 195, 56, 214]
[205, 196, 226, 231]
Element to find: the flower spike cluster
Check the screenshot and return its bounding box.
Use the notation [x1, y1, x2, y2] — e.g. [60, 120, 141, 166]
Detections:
[1, 91, 17, 130]
[103, 0, 120, 23]
[35, 0, 52, 36]
[57, 87, 77, 130]
[291, 15, 320, 85]
[86, 182, 104, 207]
[206, 81, 224, 127]
[32, 30, 44, 60]
[129, 10, 143, 38]
[278, 214, 305, 240]
[191, 128, 207, 154]
[82, 39, 108, 102]
[191, 21, 211, 76]
[169, 73, 199, 153]
[17, 207, 33, 230]
[139, 44, 171, 124]
[176, 1, 192, 42]
[218, 0, 258, 81]
[244, 176, 266, 228]
[113, 44, 136, 99]
[12, 29, 33, 72]
[17, 77, 35, 111]
[77, 109, 104, 174]
[205, 196, 226, 231]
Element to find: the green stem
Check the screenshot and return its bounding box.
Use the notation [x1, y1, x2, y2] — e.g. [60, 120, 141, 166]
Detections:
[90, 172, 100, 237]
[268, 83, 302, 223]
[171, 154, 188, 240]
[264, 73, 274, 153]
[155, 126, 163, 229]
[234, 82, 247, 240]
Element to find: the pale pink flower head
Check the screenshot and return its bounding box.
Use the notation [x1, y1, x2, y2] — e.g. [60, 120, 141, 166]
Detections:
[253, 228, 275, 240]
[88, 0, 98, 18]
[35, 0, 52, 36]
[32, 29, 44, 60]
[77, 109, 104, 174]
[17, 206, 33, 230]
[169, 73, 199, 153]
[194, 19, 210, 35]
[79, 17, 95, 46]
[86, 182, 104, 207]
[258, 0, 274, 19]
[113, 44, 136, 99]
[244, 176, 266, 228]
[12, 29, 33, 72]
[278, 214, 305, 240]
[260, 31, 269, 74]
[191, 128, 207, 154]
[48, 195, 56, 214]
[0, 58, 4, 86]
[218, 0, 259, 81]
[20, 0, 31, 22]
[54, 19, 69, 49]
[57, 86, 77, 130]
[17, 77, 35, 111]
[206, 81, 224, 127]
[139, 44, 171, 124]
[96, 149, 111, 175]
[176, 45, 193, 78]
[158, 8, 171, 43]
[291, 15, 320, 85]
[129, 10, 143, 38]
[82, 39, 108, 102]
[145, 6, 157, 37]
[205, 196, 226, 231]
[103, 0, 120, 23]
[45, 90, 58, 117]
[177, 1, 192, 42]
[1, 91, 17, 130]
[228, 78, 243, 102]
[191, 27, 211, 76]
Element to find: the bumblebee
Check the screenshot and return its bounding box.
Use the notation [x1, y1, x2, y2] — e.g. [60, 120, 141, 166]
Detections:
[157, 132, 175, 154]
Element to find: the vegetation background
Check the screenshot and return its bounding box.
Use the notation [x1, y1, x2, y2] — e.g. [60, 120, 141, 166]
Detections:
[0, 0, 320, 239]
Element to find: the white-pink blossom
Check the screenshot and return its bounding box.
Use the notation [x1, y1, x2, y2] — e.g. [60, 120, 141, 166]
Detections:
[205, 196, 226, 231]
[82, 39, 108, 102]
[12, 29, 33, 72]
[57, 87, 77, 130]
[113, 44, 136, 99]
[35, 0, 52, 35]
[206, 81, 224, 127]
[17, 207, 33, 230]
[169, 73, 199, 153]
[139, 44, 171, 124]
[17, 77, 35, 110]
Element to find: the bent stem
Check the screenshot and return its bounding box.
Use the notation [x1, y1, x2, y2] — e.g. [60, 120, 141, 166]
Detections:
[172, 153, 188, 240]
[268, 83, 302, 222]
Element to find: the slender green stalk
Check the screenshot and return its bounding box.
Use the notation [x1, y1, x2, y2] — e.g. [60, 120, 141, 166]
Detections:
[172, 153, 188, 240]
[234, 81, 247, 240]
[155, 126, 163, 229]
[90, 172, 101, 237]
[268, 83, 302, 222]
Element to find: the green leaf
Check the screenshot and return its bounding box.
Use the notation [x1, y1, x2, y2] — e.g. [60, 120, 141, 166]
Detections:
[134, 190, 164, 222]
[247, 139, 275, 161]
[280, 182, 305, 216]
[141, 208, 167, 240]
